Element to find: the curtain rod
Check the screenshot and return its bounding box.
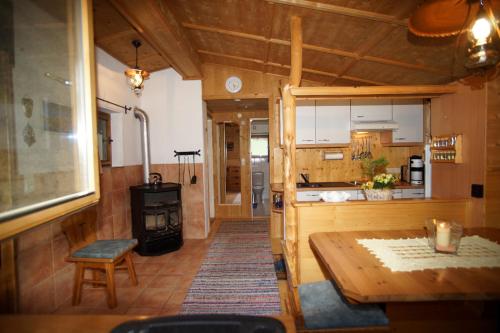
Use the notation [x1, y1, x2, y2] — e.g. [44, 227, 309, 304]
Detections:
[97, 97, 132, 114]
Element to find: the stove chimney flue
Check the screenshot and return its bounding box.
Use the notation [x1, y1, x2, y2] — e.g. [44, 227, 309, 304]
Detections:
[133, 107, 151, 184]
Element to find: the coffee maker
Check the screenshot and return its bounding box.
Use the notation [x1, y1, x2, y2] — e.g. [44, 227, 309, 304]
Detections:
[409, 155, 424, 185]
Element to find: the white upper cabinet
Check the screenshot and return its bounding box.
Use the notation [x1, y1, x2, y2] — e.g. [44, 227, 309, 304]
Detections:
[351, 99, 393, 121]
[296, 100, 316, 145]
[315, 100, 351, 144]
[392, 99, 423, 143]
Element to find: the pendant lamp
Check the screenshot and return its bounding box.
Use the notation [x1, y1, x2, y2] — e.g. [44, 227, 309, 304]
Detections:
[124, 40, 150, 96]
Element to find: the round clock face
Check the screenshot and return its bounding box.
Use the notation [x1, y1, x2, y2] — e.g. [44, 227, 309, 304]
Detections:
[225, 76, 242, 93]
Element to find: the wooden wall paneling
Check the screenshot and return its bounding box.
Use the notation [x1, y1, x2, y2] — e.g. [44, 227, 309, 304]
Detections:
[485, 75, 500, 227]
[296, 199, 470, 283]
[431, 84, 487, 226]
[109, 0, 202, 79]
[295, 132, 423, 183]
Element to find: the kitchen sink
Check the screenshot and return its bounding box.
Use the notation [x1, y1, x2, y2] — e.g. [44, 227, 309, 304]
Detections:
[297, 183, 321, 188]
[297, 182, 356, 188]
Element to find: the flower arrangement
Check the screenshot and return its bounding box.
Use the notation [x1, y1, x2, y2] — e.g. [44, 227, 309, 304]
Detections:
[361, 173, 396, 190]
[362, 173, 397, 201]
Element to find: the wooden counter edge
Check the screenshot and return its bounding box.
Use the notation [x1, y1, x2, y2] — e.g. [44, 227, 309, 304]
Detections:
[292, 198, 469, 207]
[0, 314, 296, 333]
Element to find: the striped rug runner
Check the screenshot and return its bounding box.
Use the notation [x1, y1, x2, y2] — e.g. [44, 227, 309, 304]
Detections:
[180, 221, 282, 315]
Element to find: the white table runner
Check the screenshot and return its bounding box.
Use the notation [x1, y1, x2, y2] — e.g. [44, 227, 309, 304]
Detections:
[356, 236, 500, 272]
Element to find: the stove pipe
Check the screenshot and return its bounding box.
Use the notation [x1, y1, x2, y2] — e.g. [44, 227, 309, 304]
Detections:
[133, 107, 151, 184]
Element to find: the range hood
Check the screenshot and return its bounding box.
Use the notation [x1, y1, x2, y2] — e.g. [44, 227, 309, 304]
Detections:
[351, 120, 399, 131]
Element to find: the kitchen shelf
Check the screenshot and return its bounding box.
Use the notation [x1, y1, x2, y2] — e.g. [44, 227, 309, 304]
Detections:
[430, 134, 463, 164]
[272, 208, 283, 214]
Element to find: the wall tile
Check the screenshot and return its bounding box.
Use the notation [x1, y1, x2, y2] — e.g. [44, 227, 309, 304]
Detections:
[19, 276, 56, 313]
[101, 167, 113, 193]
[112, 167, 126, 190]
[97, 215, 114, 239]
[53, 265, 74, 308]
[16, 223, 51, 252]
[52, 231, 71, 273]
[17, 242, 53, 292]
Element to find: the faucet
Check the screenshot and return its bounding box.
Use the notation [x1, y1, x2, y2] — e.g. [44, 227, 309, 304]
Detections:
[300, 173, 310, 183]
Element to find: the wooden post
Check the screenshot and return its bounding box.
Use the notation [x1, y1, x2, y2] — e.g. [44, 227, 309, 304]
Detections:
[282, 16, 302, 285]
[290, 16, 302, 86]
[282, 83, 297, 265]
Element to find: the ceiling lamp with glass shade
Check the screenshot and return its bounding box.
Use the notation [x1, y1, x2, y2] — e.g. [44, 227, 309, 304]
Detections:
[466, 0, 499, 69]
[124, 40, 150, 96]
[408, 0, 500, 71]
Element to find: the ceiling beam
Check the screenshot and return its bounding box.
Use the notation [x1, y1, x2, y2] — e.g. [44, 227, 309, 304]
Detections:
[266, 0, 407, 26]
[109, 0, 202, 79]
[290, 85, 458, 98]
[290, 16, 302, 86]
[182, 22, 449, 76]
[198, 50, 388, 86]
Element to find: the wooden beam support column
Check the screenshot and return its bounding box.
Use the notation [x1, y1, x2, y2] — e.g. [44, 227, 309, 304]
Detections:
[283, 16, 302, 285]
[290, 16, 302, 86]
[282, 83, 298, 284]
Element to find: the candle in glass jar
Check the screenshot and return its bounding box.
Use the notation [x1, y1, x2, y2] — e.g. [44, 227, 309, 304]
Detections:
[436, 222, 451, 250]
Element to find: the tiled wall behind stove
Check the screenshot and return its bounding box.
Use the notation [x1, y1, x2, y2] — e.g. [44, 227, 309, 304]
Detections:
[14, 164, 206, 313]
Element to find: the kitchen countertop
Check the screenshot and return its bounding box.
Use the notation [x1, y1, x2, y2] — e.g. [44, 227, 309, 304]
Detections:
[271, 182, 424, 192]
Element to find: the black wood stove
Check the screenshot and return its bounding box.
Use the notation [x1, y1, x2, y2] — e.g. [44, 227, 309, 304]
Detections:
[130, 182, 183, 256]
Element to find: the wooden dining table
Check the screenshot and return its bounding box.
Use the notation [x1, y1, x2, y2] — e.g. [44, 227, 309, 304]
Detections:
[309, 228, 500, 304]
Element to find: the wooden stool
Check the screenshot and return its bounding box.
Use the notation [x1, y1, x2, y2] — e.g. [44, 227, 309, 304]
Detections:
[61, 208, 138, 309]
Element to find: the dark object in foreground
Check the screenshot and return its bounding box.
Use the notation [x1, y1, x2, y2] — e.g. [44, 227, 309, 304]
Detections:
[111, 314, 286, 333]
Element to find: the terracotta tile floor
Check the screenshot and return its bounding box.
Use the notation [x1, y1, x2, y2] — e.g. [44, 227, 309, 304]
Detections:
[53, 238, 212, 315]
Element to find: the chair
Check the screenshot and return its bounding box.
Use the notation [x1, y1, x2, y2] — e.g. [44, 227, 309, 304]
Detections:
[61, 206, 138, 308]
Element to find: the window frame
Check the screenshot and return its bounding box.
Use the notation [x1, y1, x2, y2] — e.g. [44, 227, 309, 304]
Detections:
[0, 0, 100, 241]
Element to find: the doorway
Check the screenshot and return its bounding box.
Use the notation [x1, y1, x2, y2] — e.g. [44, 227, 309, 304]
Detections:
[250, 119, 270, 217]
[205, 98, 269, 219]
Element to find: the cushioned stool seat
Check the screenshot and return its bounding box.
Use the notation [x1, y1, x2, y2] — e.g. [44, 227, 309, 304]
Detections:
[298, 280, 389, 330]
[73, 239, 138, 259]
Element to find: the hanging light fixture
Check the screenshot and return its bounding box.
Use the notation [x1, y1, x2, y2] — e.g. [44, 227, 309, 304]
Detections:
[465, 0, 499, 69]
[124, 40, 150, 95]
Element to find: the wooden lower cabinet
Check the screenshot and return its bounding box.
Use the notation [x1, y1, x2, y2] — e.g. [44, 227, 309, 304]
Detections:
[226, 166, 240, 192]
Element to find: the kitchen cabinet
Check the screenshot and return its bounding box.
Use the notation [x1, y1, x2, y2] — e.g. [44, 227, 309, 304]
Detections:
[296, 190, 362, 202]
[392, 189, 402, 199]
[315, 100, 351, 144]
[391, 100, 423, 144]
[351, 99, 392, 121]
[296, 101, 316, 145]
[280, 100, 351, 146]
[402, 188, 425, 199]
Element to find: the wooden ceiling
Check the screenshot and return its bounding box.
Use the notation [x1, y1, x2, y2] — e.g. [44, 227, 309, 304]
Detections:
[206, 98, 269, 113]
[93, 0, 478, 86]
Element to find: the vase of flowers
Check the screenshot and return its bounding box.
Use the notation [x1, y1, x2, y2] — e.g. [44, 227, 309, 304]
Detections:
[361, 173, 396, 201]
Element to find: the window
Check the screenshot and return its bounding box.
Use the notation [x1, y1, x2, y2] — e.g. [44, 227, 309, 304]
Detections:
[0, 0, 98, 239]
[97, 111, 112, 166]
[251, 137, 269, 158]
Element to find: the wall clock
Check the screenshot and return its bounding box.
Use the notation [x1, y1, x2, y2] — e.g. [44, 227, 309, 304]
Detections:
[225, 76, 242, 93]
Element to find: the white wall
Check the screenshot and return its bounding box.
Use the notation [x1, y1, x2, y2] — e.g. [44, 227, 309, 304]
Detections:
[141, 69, 204, 164]
[95, 47, 141, 166]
